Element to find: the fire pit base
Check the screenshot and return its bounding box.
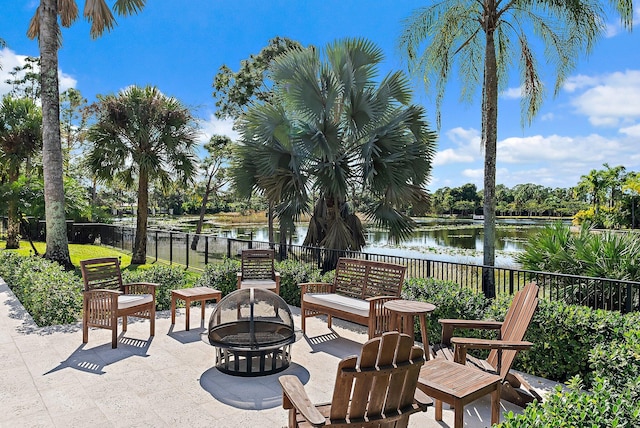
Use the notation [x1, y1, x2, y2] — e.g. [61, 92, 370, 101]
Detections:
[215, 343, 292, 377]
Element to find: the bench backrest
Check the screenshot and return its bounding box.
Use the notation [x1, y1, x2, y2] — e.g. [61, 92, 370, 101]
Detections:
[80, 257, 124, 292]
[241, 249, 276, 280]
[334, 258, 406, 299]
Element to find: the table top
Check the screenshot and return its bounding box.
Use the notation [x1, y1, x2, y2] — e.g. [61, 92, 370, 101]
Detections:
[171, 287, 222, 298]
[418, 359, 501, 398]
[383, 299, 436, 315]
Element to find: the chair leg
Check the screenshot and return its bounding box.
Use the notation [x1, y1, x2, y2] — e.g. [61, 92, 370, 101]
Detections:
[150, 306, 156, 337]
[111, 326, 118, 349]
[122, 315, 128, 332]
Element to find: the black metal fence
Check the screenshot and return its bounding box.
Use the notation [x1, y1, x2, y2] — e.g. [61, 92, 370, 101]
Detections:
[67, 223, 640, 313]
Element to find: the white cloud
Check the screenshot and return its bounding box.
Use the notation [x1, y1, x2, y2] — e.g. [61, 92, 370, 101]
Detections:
[0, 47, 76, 99]
[567, 70, 640, 126]
[498, 133, 621, 164]
[563, 74, 600, 92]
[198, 114, 239, 144]
[620, 123, 640, 137]
[501, 86, 522, 99]
[461, 168, 484, 180]
[434, 148, 474, 165]
[540, 113, 554, 121]
[433, 127, 481, 166]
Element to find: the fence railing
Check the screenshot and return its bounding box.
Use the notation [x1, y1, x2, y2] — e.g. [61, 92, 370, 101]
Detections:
[68, 223, 640, 313]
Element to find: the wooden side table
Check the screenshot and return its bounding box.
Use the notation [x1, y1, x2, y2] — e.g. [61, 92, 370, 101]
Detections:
[383, 299, 436, 359]
[171, 287, 222, 331]
[418, 359, 502, 428]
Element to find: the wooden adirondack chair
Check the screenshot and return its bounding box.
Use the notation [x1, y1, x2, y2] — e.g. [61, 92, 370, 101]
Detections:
[433, 282, 541, 407]
[279, 331, 432, 427]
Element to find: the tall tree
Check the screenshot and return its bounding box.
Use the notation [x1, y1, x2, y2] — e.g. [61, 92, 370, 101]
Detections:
[233, 38, 437, 269]
[400, 0, 633, 297]
[60, 88, 87, 177]
[86, 85, 197, 264]
[212, 37, 303, 120]
[190, 135, 232, 250]
[27, 0, 146, 267]
[0, 97, 42, 248]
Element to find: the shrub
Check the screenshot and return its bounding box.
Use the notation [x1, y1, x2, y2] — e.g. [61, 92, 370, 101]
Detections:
[275, 259, 322, 307]
[500, 376, 639, 427]
[122, 264, 188, 311]
[195, 258, 241, 296]
[0, 252, 82, 326]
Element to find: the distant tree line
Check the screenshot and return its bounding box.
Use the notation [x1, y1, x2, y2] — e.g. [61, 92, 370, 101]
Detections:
[429, 164, 640, 229]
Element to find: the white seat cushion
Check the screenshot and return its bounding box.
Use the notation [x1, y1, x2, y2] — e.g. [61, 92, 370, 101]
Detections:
[303, 293, 369, 318]
[118, 294, 153, 310]
[240, 279, 277, 290]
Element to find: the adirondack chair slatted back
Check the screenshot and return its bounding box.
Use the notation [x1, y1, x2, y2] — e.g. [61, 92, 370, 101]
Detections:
[329, 332, 425, 423]
[487, 282, 539, 378]
[80, 257, 124, 292]
[241, 249, 275, 280]
[334, 258, 406, 300]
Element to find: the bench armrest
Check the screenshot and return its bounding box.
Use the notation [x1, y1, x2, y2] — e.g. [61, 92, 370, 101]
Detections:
[299, 282, 334, 294]
[367, 296, 400, 338]
[439, 318, 503, 345]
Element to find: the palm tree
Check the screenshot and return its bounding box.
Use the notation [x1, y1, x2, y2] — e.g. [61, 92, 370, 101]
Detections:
[0, 97, 42, 249]
[233, 38, 437, 269]
[399, 0, 633, 298]
[86, 85, 197, 264]
[576, 169, 607, 213]
[27, 0, 146, 267]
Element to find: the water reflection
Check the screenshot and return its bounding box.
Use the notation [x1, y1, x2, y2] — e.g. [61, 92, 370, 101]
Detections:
[194, 218, 569, 265]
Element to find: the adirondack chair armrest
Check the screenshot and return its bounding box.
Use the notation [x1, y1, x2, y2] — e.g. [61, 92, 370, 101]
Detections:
[274, 271, 281, 281]
[279, 375, 326, 426]
[123, 282, 158, 295]
[450, 337, 533, 351]
[299, 282, 334, 294]
[439, 319, 503, 345]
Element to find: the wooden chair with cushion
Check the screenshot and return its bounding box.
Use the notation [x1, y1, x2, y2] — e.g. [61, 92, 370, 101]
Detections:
[433, 282, 542, 406]
[80, 257, 157, 349]
[237, 249, 280, 294]
[279, 331, 432, 427]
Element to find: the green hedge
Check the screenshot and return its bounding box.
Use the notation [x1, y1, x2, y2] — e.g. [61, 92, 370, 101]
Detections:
[0, 252, 82, 326]
[122, 265, 189, 311]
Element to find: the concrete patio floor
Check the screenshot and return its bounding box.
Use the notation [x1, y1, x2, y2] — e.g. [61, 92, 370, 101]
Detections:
[0, 279, 557, 427]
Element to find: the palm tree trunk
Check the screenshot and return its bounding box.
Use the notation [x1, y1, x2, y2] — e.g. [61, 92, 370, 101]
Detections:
[6, 168, 20, 249]
[132, 170, 149, 264]
[39, 0, 72, 268]
[481, 10, 497, 299]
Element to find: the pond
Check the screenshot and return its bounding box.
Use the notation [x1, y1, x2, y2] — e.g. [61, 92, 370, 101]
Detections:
[164, 217, 570, 267]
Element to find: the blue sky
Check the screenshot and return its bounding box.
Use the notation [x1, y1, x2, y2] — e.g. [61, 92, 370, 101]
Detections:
[1, 1, 640, 191]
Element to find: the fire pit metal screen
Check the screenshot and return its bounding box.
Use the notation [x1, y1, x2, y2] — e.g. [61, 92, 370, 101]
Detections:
[206, 288, 295, 376]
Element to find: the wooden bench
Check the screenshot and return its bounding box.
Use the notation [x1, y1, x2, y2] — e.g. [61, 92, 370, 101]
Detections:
[299, 258, 406, 339]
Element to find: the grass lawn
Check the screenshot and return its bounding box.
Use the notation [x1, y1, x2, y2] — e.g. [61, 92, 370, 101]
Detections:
[1, 241, 200, 285]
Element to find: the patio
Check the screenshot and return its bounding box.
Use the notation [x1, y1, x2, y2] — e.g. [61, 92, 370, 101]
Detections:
[0, 279, 556, 427]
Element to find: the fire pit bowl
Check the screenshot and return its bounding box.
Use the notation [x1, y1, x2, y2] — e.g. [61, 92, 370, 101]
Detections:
[204, 288, 296, 376]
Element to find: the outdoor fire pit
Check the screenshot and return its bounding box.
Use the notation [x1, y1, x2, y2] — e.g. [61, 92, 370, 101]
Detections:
[205, 288, 296, 376]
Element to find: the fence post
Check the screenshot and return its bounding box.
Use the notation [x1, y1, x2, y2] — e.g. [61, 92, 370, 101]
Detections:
[205, 236, 209, 265]
[155, 230, 158, 262]
[626, 283, 633, 313]
[169, 232, 173, 265]
[227, 238, 232, 258]
[509, 270, 515, 294]
[186, 233, 190, 268]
